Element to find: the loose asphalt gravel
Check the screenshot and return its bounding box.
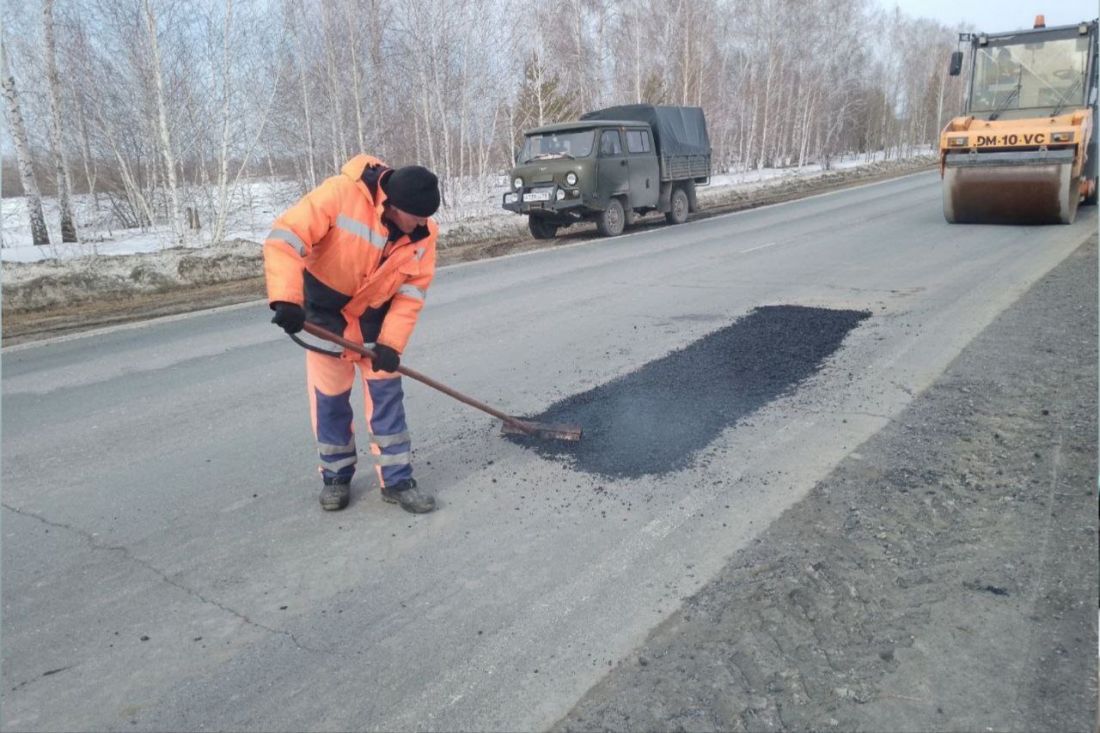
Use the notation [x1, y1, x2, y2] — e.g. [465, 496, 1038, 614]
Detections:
[511, 306, 871, 479]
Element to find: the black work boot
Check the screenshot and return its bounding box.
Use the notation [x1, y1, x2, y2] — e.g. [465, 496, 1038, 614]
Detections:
[381, 478, 436, 514]
[319, 478, 351, 511]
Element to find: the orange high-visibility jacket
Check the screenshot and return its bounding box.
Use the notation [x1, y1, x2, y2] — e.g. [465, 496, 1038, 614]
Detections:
[263, 154, 437, 357]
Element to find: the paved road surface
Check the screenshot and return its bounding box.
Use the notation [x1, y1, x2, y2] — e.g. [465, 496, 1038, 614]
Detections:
[3, 172, 1094, 731]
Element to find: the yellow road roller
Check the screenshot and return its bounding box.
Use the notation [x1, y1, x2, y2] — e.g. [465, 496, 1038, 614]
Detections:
[940, 16, 1098, 224]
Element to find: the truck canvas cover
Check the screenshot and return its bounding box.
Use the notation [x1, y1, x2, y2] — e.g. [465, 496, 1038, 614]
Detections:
[580, 105, 711, 156]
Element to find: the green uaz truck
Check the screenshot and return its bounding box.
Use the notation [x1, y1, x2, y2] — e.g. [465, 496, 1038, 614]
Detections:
[502, 104, 711, 238]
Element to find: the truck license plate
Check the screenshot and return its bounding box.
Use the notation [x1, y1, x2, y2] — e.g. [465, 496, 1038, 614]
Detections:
[523, 190, 552, 202]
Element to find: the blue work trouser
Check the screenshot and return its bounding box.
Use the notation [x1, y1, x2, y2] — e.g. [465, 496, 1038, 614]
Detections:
[306, 350, 413, 487]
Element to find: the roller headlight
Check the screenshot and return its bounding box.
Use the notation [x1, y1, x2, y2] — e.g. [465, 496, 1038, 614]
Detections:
[947, 136, 969, 147]
[513, 177, 523, 190]
[1051, 131, 1073, 143]
[564, 171, 578, 186]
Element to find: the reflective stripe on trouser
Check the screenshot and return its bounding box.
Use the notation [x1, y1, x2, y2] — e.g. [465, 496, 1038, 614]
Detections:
[365, 373, 413, 486]
[305, 350, 413, 486]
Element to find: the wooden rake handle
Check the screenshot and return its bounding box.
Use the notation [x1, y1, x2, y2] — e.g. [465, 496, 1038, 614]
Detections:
[299, 322, 538, 436]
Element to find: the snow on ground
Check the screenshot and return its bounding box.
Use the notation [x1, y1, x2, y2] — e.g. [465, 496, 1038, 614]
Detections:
[0, 172, 515, 263]
[0, 150, 929, 311]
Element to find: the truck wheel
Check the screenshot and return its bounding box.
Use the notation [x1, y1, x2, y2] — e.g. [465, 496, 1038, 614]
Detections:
[665, 187, 689, 224]
[528, 216, 559, 239]
[596, 198, 625, 236]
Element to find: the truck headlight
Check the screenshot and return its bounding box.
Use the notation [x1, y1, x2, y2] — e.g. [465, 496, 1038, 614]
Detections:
[513, 177, 523, 190]
[1051, 131, 1073, 142]
[556, 189, 566, 200]
[504, 193, 518, 204]
[947, 136, 969, 147]
[565, 171, 578, 186]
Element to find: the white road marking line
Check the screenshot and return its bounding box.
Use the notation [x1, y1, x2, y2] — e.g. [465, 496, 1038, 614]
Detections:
[740, 241, 779, 253]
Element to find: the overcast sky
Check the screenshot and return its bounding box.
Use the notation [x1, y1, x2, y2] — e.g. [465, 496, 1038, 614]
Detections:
[880, 0, 1098, 31]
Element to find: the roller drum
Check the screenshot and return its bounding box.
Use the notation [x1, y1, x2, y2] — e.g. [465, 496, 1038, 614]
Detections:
[943, 149, 1079, 225]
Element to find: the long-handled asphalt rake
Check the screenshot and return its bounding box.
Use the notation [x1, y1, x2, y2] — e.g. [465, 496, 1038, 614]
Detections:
[300, 322, 582, 442]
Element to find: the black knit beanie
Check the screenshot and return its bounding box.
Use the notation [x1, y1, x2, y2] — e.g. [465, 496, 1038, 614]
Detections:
[382, 165, 440, 217]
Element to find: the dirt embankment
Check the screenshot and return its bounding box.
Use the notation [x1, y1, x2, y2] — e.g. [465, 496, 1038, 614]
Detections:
[1, 158, 935, 346]
[554, 234, 1098, 732]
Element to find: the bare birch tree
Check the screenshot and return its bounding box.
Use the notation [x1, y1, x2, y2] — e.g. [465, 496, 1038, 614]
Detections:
[66, 19, 101, 219]
[1, 37, 50, 246]
[42, 0, 77, 242]
[287, 0, 318, 189]
[208, 0, 286, 243]
[143, 0, 184, 247]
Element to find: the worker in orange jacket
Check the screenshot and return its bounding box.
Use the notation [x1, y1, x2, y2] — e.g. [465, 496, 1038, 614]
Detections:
[264, 155, 440, 513]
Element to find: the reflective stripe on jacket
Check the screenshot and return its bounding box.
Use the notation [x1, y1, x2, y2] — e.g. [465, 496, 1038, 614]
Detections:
[263, 154, 437, 356]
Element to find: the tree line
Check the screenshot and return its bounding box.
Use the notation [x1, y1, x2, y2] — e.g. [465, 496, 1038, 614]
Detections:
[1, 0, 964, 247]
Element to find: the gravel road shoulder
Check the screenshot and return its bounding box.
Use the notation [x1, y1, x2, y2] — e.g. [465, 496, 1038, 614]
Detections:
[555, 233, 1098, 732]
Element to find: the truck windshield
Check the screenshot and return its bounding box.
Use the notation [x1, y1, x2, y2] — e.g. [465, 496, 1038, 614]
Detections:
[519, 130, 595, 162]
[970, 36, 1090, 115]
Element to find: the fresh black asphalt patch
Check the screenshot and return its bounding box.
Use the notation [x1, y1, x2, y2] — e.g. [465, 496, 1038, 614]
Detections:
[509, 305, 871, 478]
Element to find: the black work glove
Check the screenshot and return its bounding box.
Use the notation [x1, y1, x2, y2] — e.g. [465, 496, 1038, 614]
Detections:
[271, 301, 306, 334]
[372, 343, 400, 372]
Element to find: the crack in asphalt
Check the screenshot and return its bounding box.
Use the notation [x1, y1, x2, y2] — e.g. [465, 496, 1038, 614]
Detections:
[889, 380, 917, 397]
[1, 503, 330, 655]
[9, 665, 77, 694]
